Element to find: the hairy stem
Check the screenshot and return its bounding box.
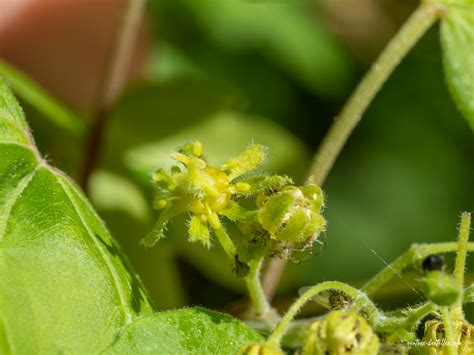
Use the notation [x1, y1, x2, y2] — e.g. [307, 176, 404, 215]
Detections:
[451, 212, 471, 321]
[212, 221, 272, 319]
[441, 307, 457, 355]
[266, 281, 378, 347]
[244, 258, 272, 318]
[262, 2, 440, 299]
[363, 242, 474, 296]
[79, 0, 146, 191]
[403, 302, 436, 331]
[212, 223, 237, 259]
[305, 3, 439, 184]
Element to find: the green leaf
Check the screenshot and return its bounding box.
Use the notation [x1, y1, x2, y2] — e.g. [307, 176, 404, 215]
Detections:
[89, 170, 151, 224]
[440, 3, 474, 130]
[103, 308, 263, 354]
[0, 60, 85, 136]
[0, 79, 152, 352]
[103, 79, 242, 173]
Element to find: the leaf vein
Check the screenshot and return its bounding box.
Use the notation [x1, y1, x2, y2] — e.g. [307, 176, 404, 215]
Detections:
[55, 174, 134, 324]
[0, 166, 40, 241]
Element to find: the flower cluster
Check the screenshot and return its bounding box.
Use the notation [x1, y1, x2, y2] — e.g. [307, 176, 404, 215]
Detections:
[142, 141, 326, 268]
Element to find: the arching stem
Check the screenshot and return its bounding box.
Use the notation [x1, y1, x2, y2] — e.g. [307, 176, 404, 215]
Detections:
[262, 2, 442, 299]
[266, 281, 378, 347]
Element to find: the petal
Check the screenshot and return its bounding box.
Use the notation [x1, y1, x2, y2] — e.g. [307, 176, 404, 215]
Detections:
[141, 208, 177, 247]
[188, 215, 211, 248]
[222, 144, 267, 180]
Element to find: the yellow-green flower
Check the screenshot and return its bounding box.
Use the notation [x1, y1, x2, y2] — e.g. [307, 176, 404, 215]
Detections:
[142, 141, 283, 248]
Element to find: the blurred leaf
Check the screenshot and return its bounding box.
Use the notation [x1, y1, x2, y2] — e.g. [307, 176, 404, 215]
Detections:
[90, 170, 151, 223]
[149, 0, 352, 97]
[103, 307, 263, 354]
[146, 42, 205, 81]
[125, 112, 310, 182]
[0, 79, 152, 352]
[440, 3, 474, 130]
[0, 60, 85, 136]
[103, 79, 242, 172]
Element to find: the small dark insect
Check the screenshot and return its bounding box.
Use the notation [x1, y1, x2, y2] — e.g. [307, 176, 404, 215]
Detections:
[422, 254, 446, 272]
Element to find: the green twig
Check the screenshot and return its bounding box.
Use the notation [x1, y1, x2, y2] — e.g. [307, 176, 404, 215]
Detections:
[211, 221, 272, 318]
[266, 281, 378, 347]
[305, 3, 439, 185]
[403, 302, 436, 331]
[441, 307, 457, 355]
[244, 258, 272, 318]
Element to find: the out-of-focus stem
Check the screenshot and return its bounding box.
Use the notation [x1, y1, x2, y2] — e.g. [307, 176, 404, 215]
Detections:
[79, 0, 146, 191]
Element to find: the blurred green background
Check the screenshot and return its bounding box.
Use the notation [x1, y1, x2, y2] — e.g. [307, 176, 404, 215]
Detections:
[2, 0, 473, 316]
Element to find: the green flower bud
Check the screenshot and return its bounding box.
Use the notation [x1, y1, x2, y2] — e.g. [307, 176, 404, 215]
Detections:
[423, 271, 460, 306]
[237, 343, 283, 355]
[257, 185, 326, 245]
[302, 310, 379, 355]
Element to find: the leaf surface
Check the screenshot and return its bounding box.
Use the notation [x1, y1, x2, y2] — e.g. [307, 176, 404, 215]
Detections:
[104, 307, 263, 354]
[0, 79, 152, 353]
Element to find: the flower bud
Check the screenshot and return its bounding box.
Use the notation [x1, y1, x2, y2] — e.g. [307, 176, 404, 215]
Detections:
[422, 271, 460, 306]
[257, 185, 326, 244]
[302, 310, 379, 355]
